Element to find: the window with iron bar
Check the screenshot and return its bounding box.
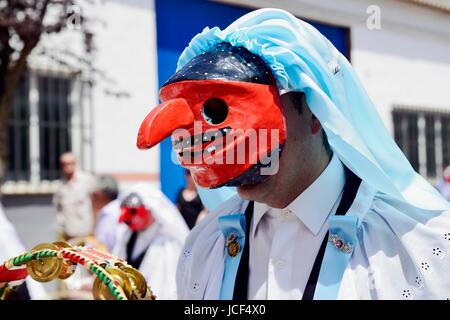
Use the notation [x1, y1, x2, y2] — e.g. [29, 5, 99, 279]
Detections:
[393, 107, 450, 180]
[6, 72, 78, 183]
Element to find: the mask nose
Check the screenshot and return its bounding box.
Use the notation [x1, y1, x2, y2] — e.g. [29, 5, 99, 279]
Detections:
[137, 98, 194, 149]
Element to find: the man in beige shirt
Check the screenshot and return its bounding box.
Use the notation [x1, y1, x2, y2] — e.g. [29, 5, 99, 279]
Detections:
[53, 153, 95, 241]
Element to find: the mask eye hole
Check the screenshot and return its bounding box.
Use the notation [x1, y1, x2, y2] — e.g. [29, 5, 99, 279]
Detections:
[201, 98, 228, 125]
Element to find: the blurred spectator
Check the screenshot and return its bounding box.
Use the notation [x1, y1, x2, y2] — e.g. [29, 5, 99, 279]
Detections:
[176, 170, 206, 229]
[437, 165, 450, 201]
[90, 175, 120, 252]
[53, 152, 95, 241]
[0, 202, 47, 299]
[112, 183, 188, 299]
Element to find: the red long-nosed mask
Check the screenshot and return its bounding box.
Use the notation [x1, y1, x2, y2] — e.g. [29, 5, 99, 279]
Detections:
[137, 43, 287, 188]
[119, 193, 154, 232]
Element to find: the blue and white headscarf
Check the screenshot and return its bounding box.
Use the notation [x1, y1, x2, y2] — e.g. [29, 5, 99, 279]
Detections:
[177, 8, 449, 211]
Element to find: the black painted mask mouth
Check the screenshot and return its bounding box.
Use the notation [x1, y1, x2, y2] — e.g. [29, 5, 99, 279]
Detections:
[172, 126, 231, 150]
[211, 144, 285, 188]
[173, 126, 232, 161]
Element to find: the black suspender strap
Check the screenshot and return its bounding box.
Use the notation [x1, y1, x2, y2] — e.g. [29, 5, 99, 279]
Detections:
[126, 231, 138, 263]
[126, 231, 148, 270]
[232, 201, 254, 300]
[302, 166, 361, 300]
[232, 166, 362, 300]
[333, 167, 362, 216]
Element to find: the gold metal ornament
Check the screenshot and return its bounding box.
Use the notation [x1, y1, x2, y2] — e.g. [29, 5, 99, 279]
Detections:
[119, 266, 148, 299]
[227, 241, 240, 257]
[2, 241, 154, 300]
[52, 241, 72, 249]
[52, 241, 77, 279]
[92, 267, 133, 300]
[26, 243, 62, 282]
[226, 233, 240, 257]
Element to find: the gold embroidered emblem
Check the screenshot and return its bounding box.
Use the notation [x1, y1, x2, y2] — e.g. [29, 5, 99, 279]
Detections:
[226, 233, 240, 257]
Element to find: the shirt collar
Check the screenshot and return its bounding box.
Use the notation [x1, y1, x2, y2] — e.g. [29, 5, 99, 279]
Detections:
[251, 153, 346, 237]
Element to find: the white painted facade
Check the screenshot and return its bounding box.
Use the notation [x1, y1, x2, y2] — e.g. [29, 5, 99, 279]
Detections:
[3, 0, 450, 194]
[2, 0, 160, 193]
[88, 0, 159, 180]
[215, 0, 450, 128]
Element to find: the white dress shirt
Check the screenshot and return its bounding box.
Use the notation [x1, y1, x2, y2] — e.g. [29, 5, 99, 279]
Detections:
[177, 155, 450, 300]
[248, 153, 346, 299]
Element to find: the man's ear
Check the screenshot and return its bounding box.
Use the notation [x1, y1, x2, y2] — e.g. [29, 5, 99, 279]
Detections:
[311, 114, 322, 135]
[297, 92, 321, 135]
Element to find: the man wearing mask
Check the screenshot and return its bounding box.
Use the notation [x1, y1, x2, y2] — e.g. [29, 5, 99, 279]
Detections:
[137, 9, 450, 299]
[112, 183, 189, 299]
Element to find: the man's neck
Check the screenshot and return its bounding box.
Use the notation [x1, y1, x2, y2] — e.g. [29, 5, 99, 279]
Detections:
[270, 153, 332, 209]
[65, 173, 75, 182]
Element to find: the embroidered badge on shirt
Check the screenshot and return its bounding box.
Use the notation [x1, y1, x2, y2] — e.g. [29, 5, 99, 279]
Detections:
[329, 233, 352, 253]
[225, 233, 240, 257]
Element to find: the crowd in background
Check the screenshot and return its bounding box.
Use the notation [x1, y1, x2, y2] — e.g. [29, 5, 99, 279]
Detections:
[1, 152, 206, 300]
[54, 152, 209, 299]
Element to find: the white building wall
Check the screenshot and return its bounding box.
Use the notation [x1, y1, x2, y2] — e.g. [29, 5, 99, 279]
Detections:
[215, 0, 450, 133]
[24, 0, 161, 191]
[351, 19, 450, 133]
[89, 0, 160, 187]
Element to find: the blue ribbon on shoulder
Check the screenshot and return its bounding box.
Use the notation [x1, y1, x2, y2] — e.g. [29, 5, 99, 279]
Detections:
[217, 214, 246, 300]
[314, 215, 359, 300]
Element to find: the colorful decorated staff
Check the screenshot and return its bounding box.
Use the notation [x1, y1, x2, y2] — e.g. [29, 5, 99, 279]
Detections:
[0, 242, 155, 300]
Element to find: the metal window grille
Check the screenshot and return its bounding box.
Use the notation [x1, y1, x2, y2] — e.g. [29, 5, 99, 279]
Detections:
[6, 74, 73, 182]
[38, 75, 72, 181]
[393, 107, 450, 179]
[425, 114, 436, 177]
[6, 76, 31, 181]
